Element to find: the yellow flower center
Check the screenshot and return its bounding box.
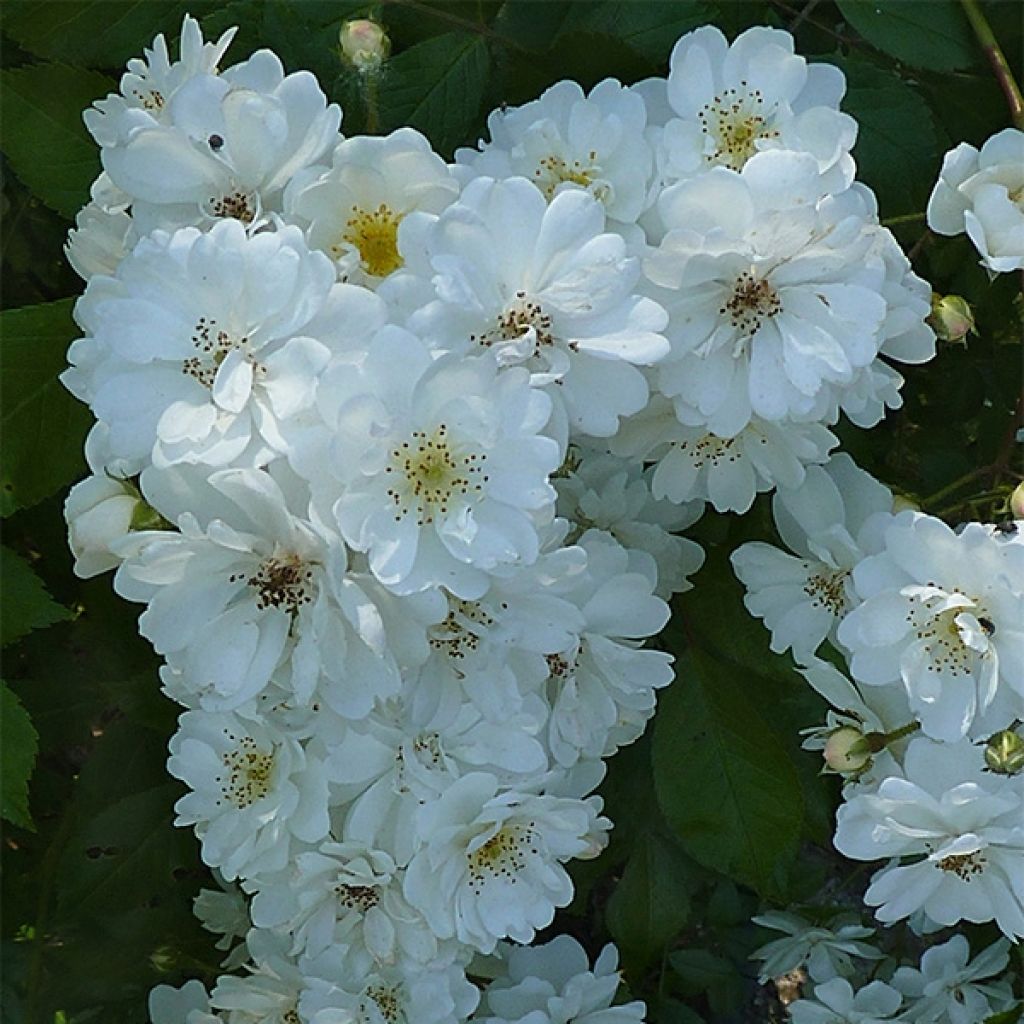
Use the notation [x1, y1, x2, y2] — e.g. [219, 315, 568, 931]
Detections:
[533, 152, 599, 200]
[466, 822, 537, 892]
[218, 735, 276, 808]
[698, 83, 780, 171]
[339, 203, 404, 277]
[385, 425, 487, 525]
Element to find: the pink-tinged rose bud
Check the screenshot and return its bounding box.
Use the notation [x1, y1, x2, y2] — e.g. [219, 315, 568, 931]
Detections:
[340, 19, 390, 72]
[927, 293, 976, 344]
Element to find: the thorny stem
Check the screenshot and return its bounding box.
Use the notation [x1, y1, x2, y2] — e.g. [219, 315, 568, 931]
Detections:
[960, 0, 1024, 130]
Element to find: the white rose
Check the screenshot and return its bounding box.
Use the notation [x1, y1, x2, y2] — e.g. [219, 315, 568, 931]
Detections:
[64, 474, 141, 577]
[927, 128, 1024, 274]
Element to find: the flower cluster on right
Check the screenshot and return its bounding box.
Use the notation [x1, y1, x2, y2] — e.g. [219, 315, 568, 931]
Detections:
[733, 460, 1023, 1019]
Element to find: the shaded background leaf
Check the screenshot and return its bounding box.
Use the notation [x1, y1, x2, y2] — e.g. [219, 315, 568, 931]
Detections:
[378, 31, 491, 155]
[653, 647, 805, 899]
[0, 299, 91, 516]
[1, 682, 39, 829]
[0, 546, 69, 647]
[837, 0, 975, 71]
[0, 64, 112, 219]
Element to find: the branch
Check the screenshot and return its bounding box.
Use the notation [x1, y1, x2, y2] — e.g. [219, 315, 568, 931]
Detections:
[960, 0, 1024, 130]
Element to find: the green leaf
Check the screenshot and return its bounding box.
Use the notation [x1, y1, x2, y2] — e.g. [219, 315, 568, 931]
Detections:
[606, 832, 692, 970]
[670, 948, 744, 1017]
[837, 57, 942, 217]
[838, 0, 975, 71]
[0, 546, 69, 648]
[0, 299, 91, 516]
[493, 1, 577, 53]
[1, 1, 194, 68]
[985, 1004, 1024, 1024]
[653, 647, 804, 897]
[57, 782, 195, 922]
[565, 0, 713, 63]
[0, 681, 39, 829]
[0, 63, 112, 219]
[378, 32, 491, 154]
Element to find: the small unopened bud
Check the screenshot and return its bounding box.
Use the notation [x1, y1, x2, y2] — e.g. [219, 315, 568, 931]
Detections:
[340, 19, 390, 72]
[984, 729, 1024, 775]
[823, 726, 873, 775]
[1011, 482, 1024, 521]
[928, 293, 976, 344]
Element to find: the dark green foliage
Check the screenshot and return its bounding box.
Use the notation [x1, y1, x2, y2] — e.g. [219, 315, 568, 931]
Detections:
[0, 64, 112, 219]
[0, 299, 92, 516]
[837, 0, 976, 70]
[378, 32, 492, 154]
[1, 682, 39, 829]
[653, 647, 805, 899]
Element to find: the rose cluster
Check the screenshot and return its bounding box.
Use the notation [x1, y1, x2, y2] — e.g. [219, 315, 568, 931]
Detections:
[59, 12, 1008, 1022]
[732, 465, 1024, 1017]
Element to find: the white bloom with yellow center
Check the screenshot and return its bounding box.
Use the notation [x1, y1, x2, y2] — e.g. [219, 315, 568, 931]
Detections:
[647, 152, 932, 439]
[113, 466, 404, 717]
[63, 220, 368, 472]
[455, 78, 652, 225]
[246, 841, 441, 971]
[403, 772, 608, 953]
[399, 176, 669, 439]
[304, 327, 561, 597]
[838, 513, 1024, 741]
[168, 709, 330, 881]
[85, 15, 237, 143]
[88, 27, 340, 235]
[927, 128, 1024, 274]
[658, 25, 856, 192]
[731, 454, 894, 664]
[833, 737, 1024, 939]
[326, 693, 550, 868]
[612, 396, 839, 514]
[414, 524, 588, 727]
[298, 960, 479, 1024]
[285, 128, 459, 285]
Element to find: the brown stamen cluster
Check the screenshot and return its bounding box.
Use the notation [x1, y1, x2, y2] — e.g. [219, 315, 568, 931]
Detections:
[723, 271, 782, 336]
[698, 81, 780, 170]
